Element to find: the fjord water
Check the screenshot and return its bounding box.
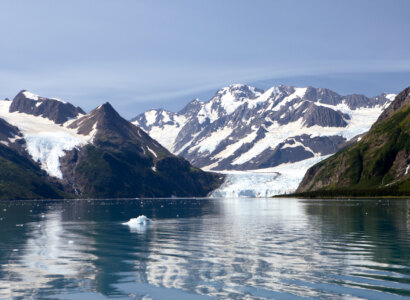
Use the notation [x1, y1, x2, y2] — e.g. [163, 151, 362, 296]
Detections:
[0, 198, 409, 299]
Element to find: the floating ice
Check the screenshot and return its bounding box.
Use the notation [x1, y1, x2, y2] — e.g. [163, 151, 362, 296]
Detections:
[123, 215, 152, 227]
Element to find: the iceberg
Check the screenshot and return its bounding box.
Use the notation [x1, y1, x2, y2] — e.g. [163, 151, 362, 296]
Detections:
[123, 215, 152, 227]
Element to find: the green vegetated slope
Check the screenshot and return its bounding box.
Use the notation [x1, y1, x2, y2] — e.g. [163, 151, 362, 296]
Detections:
[296, 87, 410, 197]
[0, 144, 65, 200]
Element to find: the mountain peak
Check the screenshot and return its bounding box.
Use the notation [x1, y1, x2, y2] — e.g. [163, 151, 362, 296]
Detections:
[10, 90, 85, 124]
[90, 102, 121, 121]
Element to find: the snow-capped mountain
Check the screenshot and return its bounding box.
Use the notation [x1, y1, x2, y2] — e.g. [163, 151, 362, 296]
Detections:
[0, 90, 223, 199]
[133, 84, 396, 171]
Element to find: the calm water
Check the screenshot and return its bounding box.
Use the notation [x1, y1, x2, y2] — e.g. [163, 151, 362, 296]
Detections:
[0, 198, 409, 299]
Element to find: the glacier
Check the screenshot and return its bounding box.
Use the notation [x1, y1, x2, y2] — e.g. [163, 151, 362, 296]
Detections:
[210, 156, 330, 198]
[0, 100, 90, 179]
[25, 133, 86, 179]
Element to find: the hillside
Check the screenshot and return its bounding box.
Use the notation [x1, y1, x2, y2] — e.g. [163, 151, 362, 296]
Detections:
[296, 87, 410, 197]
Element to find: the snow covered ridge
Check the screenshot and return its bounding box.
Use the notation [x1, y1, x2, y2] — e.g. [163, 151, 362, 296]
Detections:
[133, 84, 396, 172]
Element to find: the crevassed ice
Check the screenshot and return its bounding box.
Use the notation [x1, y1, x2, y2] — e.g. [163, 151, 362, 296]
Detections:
[210, 156, 329, 198]
[25, 132, 86, 179]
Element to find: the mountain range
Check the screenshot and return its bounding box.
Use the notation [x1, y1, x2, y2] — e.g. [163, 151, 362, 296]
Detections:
[0, 83, 403, 200]
[0, 91, 223, 199]
[133, 84, 395, 171]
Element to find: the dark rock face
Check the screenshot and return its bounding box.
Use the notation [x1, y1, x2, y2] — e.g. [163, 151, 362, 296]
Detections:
[134, 84, 393, 171]
[302, 104, 348, 128]
[296, 87, 410, 196]
[10, 90, 85, 124]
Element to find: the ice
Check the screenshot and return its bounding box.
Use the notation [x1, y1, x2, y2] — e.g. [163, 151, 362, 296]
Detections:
[210, 156, 329, 198]
[123, 215, 152, 227]
[0, 100, 90, 179]
[25, 133, 86, 179]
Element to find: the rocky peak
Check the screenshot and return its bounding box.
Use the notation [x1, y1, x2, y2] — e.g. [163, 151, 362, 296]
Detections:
[376, 87, 410, 123]
[9, 90, 85, 124]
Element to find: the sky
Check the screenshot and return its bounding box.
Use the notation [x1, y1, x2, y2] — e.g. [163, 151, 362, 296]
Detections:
[0, 0, 410, 118]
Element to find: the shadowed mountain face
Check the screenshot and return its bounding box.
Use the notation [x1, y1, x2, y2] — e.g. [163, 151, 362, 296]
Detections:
[133, 84, 393, 171]
[296, 87, 410, 196]
[10, 90, 85, 124]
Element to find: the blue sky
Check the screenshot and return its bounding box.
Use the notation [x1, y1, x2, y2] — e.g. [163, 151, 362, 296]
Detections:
[1, 0, 409, 118]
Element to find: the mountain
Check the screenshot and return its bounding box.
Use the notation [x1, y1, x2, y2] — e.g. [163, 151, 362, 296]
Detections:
[133, 84, 395, 171]
[296, 87, 410, 196]
[62, 102, 223, 198]
[0, 91, 223, 199]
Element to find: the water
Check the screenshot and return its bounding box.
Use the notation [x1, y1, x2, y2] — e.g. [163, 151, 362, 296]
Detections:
[0, 198, 409, 299]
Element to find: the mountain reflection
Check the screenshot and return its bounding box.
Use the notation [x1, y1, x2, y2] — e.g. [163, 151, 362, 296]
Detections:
[0, 198, 409, 299]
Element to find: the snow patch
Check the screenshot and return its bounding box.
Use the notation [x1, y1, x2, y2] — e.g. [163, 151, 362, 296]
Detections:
[51, 97, 67, 104]
[271, 87, 307, 111]
[138, 114, 187, 152]
[282, 140, 315, 154]
[145, 110, 157, 127]
[22, 91, 39, 101]
[147, 146, 157, 158]
[405, 165, 410, 175]
[385, 94, 396, 101]
[194, 127, 233, 154]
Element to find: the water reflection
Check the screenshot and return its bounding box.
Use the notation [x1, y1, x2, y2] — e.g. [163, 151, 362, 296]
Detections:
[0, 198, 408, 299]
